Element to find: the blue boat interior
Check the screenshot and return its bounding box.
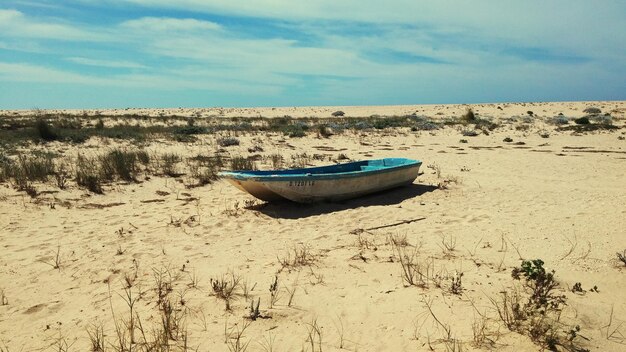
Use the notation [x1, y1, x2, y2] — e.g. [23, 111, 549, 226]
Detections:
[220, 158, 421, 180]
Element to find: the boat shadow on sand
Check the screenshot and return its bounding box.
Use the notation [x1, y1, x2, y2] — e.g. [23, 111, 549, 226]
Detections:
[254, 183, 437, 219]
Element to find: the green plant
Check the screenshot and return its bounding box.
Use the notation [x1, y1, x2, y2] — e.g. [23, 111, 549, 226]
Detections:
[502, 260, 589, 351]
[511, 259, 565, 311]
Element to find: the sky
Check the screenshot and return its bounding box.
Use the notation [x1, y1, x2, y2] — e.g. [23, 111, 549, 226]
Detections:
[0, 1, 625, 109]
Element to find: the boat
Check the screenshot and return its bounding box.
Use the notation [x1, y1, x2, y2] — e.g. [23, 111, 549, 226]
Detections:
[218, 158, 422, 203]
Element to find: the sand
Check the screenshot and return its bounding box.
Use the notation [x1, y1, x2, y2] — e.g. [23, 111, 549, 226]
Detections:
[0, 101, 625, 351]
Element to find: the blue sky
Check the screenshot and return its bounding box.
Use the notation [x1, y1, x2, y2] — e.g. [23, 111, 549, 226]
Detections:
[0, 0, 625, 109]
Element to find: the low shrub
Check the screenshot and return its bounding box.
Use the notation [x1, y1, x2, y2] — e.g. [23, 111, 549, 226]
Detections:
[159, 153, 182, 177]
[100, 149, 140, 181]
[574, 117, 590, 125]
[283, 124, 307, 138]
[583, 107, 601, 114]
[462, 130, 479, 137]
[35, 119, 58, 141]
[217, 137, 240, 147]
[230, 156, 256, 171]
[76, 154, 103, 194]
[174, 125, 207, 135]
[462, 108, 476, 122]
[549, 116, 569, 125]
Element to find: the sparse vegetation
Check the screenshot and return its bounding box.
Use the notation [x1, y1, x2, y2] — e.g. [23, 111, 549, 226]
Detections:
[211, 273, 240, 311]
[35, 118, 58, 141]
[0, 288, 7, 306]
[393, 243, 432, 288]
[462, 108, 476, 122]
[617, 250, 626, 267]
[159, 153, 182, 176]
[450, 271, 463, 294]
[230, 156, 256, 171]
[583, 107, 601, 114]
[225, 320, 251, 352]
[101, 148, 142, 181]
[277, 244, 316, 270]
[218, 137, 240, 147]
[550, 116, 569, 125]
[76, 154, 104, 193]
[0, 105, 622, 351]
[491, 259, 589, 351]
[574, 117, 590, 125]
[269, 276, 280, 308]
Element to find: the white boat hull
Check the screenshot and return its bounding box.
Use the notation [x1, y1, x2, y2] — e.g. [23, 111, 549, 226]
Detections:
[224, 164, 420, 203]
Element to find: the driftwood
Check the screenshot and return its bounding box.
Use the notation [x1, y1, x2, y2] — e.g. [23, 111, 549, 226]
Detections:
[350, 217, 426, 235]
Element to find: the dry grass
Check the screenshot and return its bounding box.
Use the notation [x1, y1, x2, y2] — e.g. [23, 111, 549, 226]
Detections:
[211, 272, 241, 311]
[393, 242, 433, 288]
[277, 244, 317, 271]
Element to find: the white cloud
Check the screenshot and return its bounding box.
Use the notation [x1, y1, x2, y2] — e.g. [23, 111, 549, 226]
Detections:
[1, 2, 623, 106]
[120, 17, 221, 32]
[66, 57, 147, 69]
[0, 62, 115, 84]
[111, 0, 625, 60]
[0, 8, 106, 41]
[0, 61, 285, 96]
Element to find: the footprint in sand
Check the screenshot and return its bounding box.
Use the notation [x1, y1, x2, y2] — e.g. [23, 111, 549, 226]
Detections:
[24, 303, 46, 314]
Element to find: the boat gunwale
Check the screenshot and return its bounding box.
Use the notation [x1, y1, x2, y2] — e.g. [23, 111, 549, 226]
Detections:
[218, 158, 422, 182]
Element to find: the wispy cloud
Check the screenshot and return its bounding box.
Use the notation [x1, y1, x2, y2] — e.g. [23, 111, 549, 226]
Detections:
[0, 62, 115, 84]
[0, 8, 106, 41]
[120, 17, 221, 32]
[66, 57, 147, 69]
[0, 1, 624, 108]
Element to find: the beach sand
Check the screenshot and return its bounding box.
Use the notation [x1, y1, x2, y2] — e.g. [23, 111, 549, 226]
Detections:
[1, 101, 625, 351]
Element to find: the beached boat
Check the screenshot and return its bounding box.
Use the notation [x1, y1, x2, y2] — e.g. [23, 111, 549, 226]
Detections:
[218, 158, 422, 203]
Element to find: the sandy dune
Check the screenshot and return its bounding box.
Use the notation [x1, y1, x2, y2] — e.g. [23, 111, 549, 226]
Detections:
[1, 101, 625, 351]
